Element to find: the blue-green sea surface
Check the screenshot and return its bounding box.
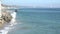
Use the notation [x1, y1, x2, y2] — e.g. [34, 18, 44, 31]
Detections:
[8, 8, 60, 34]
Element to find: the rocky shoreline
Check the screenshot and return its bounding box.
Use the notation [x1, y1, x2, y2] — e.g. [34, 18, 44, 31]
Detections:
[0, 11, 12, 27]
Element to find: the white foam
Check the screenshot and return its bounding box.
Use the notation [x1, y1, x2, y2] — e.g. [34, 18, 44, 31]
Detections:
[0, 30, 8, 34]
[0, 11, 17, 34]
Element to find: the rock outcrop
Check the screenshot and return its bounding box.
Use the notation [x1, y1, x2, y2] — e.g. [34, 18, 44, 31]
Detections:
[0, 11, 12, 27]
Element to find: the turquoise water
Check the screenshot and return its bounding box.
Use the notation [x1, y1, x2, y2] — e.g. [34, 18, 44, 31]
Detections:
[8, 8, 60, 34]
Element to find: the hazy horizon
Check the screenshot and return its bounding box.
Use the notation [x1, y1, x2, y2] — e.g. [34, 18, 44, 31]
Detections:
[2, 0, 60, 8]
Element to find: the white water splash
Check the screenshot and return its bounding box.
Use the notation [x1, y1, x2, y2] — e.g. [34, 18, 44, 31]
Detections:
[0, 11, 17, 34]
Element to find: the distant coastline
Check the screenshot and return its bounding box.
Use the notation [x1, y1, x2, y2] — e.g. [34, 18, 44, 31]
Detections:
[1, 4, 60, 10]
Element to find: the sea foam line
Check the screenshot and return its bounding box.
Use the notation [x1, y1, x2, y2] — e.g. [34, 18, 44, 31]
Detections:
[0, 11, 17, 34]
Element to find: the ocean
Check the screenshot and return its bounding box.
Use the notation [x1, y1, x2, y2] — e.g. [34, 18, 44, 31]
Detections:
[8, 8, 60, 34]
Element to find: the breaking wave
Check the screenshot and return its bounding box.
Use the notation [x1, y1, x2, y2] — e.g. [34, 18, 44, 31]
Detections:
[0, 11, 17, 34]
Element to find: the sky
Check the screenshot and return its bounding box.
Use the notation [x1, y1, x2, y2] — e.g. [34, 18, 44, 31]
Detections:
[2, 0, 60, 8]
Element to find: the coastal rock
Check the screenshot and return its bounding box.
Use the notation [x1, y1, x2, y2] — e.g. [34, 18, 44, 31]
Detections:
[0, 11, 12, 27]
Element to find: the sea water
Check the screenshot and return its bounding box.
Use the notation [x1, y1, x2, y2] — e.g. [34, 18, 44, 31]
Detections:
[6, 8, 60, 34]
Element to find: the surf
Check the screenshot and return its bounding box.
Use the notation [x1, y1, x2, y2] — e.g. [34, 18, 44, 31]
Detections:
[0, 11, 17, 34]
